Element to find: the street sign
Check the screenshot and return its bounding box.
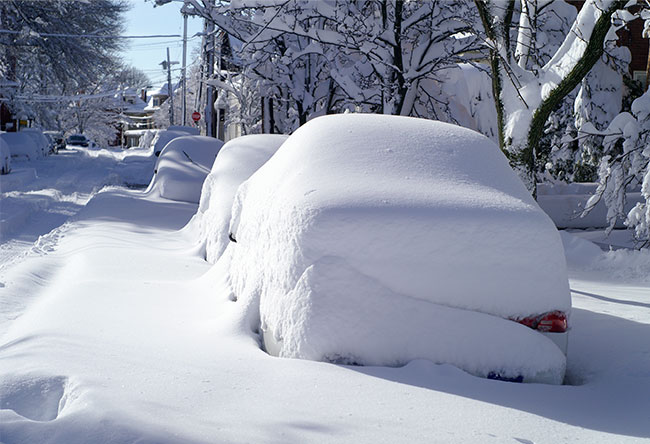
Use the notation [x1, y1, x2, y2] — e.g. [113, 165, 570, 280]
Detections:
[192, 111, 201, 122]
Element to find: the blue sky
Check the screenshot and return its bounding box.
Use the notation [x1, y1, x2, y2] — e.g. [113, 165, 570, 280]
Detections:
[121, 0, 203, 88]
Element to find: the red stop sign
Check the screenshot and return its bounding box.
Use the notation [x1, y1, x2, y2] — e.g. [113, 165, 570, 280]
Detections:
[191, 111, 201, 122]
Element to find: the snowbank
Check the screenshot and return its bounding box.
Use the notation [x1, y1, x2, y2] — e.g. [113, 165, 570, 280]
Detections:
[195, 134, 288, 263]
[561, 230, 650, 283]
[149, 135, 224, 203]
[0, 132, 43, 161]
[537, 182, 643, 229]
[152, 127, 199, 156]
[227, 114, 570, 382]
[0, 136, 11, 174]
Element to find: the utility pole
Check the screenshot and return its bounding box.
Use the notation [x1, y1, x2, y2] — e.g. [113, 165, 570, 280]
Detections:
[204, 19, 215, 137]
[181, 12, 188, 126]
[166, 47, 175, 126]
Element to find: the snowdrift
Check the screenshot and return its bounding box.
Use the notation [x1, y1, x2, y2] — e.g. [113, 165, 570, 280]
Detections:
[149, 135, 224, 203]
[227, 114, 570, 383]
[195, 134, 288, 263]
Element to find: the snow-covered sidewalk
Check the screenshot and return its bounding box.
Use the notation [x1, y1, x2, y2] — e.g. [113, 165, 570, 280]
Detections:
[0, 153, 649, 442]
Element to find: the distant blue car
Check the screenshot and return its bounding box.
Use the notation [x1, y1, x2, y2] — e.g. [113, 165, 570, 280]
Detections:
[67, 134, 90, 147]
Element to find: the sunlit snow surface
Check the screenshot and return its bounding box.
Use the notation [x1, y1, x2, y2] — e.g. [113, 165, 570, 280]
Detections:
[0, 141, 648, 443]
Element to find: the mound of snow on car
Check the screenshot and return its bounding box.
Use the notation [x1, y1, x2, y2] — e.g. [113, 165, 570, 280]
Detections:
[226, 114, 570, 383]
[0, 132, 43, 161]
[149, 135, 223, 203]
[152, 126, 200, 156]
[194, 134, 288, 263]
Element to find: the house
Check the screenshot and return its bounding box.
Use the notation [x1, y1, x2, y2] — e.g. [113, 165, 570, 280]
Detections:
[144, 83, 171, 112]
[120, 83, 174, 148]
[118, 88, 153, 147]
[0, 78, 24, 132]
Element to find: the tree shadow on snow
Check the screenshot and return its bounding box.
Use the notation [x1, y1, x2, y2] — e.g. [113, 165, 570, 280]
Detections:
[344, 308, 650, 438]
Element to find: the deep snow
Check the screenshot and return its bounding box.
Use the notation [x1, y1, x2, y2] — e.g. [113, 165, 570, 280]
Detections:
[0, 139, 648, 443]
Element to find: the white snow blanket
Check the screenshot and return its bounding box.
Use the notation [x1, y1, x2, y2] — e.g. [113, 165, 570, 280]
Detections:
[149, 135, 224, 203]
[228, 114, 570, 383]
[195, 134, 288, 263]
[0, 143, 648, 442]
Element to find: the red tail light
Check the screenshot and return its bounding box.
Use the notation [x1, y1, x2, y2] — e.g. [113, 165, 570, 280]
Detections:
[512, 311, 567, 333]
[537, 311, 567, 333]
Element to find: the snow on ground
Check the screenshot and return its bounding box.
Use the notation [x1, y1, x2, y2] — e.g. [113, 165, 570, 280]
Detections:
[0, 138, 649, 443]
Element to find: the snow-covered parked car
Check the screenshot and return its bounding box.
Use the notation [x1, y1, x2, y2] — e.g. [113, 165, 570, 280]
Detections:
[228, 114, 571, 384]
[149, 135, 224, 203]
[0, 131, 43, 161]
[44, 130, 65, 153]
[195, 134, 288, 263]
[152, 126, 200, 156]
[22, 128, 50, 156]
[0, 135, 11, 174]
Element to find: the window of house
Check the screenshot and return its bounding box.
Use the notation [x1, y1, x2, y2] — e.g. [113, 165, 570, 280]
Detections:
[633, 71, 647, 90]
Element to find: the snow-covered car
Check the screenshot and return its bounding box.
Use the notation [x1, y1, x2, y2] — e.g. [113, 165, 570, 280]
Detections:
[21, 128, 50, 156]
[0, 132, 43, 161]
[196, 134, 288, 263]
[149, 135, 224, 203]
[44, 130, 65, 153]
[0, 135, 11, 174]
[67, 134, 90, 147]
[228, 114, 571, 384]
[152, 126, 200, 156]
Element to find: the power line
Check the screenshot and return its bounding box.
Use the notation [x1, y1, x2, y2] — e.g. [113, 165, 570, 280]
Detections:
[0, 29, 181, 39]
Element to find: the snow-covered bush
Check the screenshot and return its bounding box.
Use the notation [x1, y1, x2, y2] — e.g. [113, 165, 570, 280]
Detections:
[586, 89, 650, 244]
[148, 135, 224, 203]
[0, 132, 43, 161]
[195, 134, 287, 263]
[151, 127, 199, 156]
[227, 114, 569, 383]
[0, 136, 11, 174]
[138, 130, 158, 150]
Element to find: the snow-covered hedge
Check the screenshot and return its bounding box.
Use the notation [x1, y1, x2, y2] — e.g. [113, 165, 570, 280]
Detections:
[195, 134, 288, 263]
[0, 136, 11, 174]
[148, 135, 224, 203]
[0, 132, 43, 161]
[227, 114, 569, 383]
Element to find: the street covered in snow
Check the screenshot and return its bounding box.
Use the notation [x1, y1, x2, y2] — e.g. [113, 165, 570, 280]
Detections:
[0, 137, 649, 443]
[3, 0, 650, 442]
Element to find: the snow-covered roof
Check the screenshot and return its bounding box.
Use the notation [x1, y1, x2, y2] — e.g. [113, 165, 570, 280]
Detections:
[147, 82, 179, 97]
